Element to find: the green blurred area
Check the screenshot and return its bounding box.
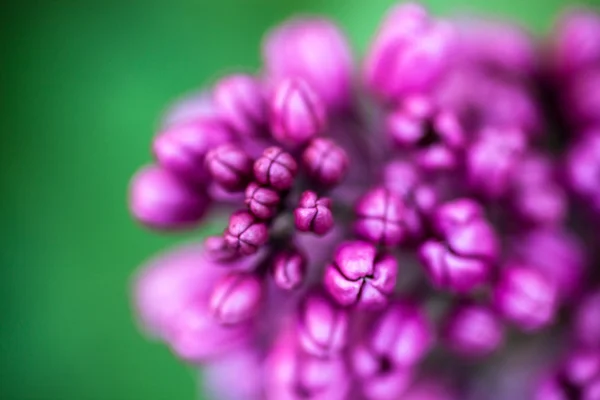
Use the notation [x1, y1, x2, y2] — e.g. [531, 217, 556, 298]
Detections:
[0, 0, 597, 399]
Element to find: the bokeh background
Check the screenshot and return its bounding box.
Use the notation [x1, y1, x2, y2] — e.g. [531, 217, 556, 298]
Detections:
[1, 0, 598, 399]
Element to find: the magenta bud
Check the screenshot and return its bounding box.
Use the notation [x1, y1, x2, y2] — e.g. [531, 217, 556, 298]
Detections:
[324, 241, 398, 308]
[294, 191, 334, 236]
[302, 138, 349, 187]
[223, 210, 269, 255]
[205, 236, 240, 263]
[209, 272, 264, 325]
[354, 301, 432, 371]
[355, 187, 408, 246]
[263, 18, 353, 112]
[129, 165, 209, 230]
[212, 74, 266, 136]
[566, 130, 600, 214]
[153, 118, 231, 183]
[253, 146, 298, 190]
[205, 144, 253, 192]
[432, 198, 485, 236]
[270, 78, 327, 146]
[365, 3, 454, 101]
[244, 182, 281, 220]
[552, 10, 600, 76]
[494, 265, 558, 332]
[442, 303, 504, 358]
[297, 292, 349, 357]
[563, 350, 600, 388]
[575, 290, 600, 349]
[272, 249, 307, 290]
[467, 127, 527, 199]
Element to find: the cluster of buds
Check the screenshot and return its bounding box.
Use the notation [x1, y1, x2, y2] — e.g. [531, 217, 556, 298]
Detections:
[128, 3, 600, 400]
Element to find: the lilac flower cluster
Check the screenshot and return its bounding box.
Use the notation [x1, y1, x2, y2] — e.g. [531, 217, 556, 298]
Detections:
[128, 4, 600, 399]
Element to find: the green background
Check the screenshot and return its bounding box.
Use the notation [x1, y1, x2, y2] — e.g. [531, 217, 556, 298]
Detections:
[1, 0, 597, 399]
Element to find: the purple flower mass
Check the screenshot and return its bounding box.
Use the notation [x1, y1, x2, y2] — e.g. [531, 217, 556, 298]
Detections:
[128, 4, 600, 399]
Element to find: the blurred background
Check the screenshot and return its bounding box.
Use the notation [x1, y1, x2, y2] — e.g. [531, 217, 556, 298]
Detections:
[1, 0, 598, 399]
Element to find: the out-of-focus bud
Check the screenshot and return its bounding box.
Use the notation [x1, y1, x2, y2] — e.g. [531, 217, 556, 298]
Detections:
[209, 272, 264, 325]
[202, 347, 263, 400]
[365, 3, 454, 102]
[442, 303, 504, 358]
[272, 249, 307, 290]
[511, 228, 586, 302]
[466, 127, 527, 199]
[264, 329, 350, 400]
[574, 290, 600, 349]
[297, 291, 349, 357]
[270, 78, 327, 146]
[205, 144, 254, 192]
[205, 236, 240, 263]
[494, 265, 558, 332]
[551, 9, 600, 76]
[263, 18, 353, 112]
[254, 146, 298, 191]
[565, 129, 600, 214]
[212, 74, 266, 137]
[419, 199, 499, 294]
[324, 241, 398, 308]
[244, 182, 281, 220]
[129, 165, 209, 230]
[354, 187, 408, 246]
[302, 138, 349, 187]
[153, 118, 232, 183]
[223, 210, 269, 255]
[294, 191, 334, 236]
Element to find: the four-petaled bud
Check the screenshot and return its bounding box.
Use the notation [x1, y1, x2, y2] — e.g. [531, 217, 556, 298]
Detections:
[493, 264, 558, 332]
[210, 272, 264, 325]
[442, 303, 504, 358]
[294, 191, 334, 235]
[355, 187, 408, 246]
[245, 182, 281, 220]
[324, 241, 398, 308]
[223, 210, 269, 255]
[272, 249, 307, 290]
[206, 144, 254, 192]
[212, 74, 266, 137]
[302, 138, 349, 187]
[270, 78, 327, 146]
[297, 291, 349, 357]
[253, 146, 298, 190]
[129, 165, 209, 230]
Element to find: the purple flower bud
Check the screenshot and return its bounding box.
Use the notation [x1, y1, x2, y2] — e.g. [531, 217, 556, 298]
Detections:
[210, 272, 264, 325]
[244, 182, 281, 220]
[511, 228, 586, 302]
[272, 249, 307, 290]
[270, 78, 327, 146]
[442, 303, 504, 357]
[264, 329, 350, 400]
[365, 3, 454, 101]
[297, 291, 349, 357]
[563, 350, 600, 388]
[494, 265, 558, 332]
[324, 241, 398, 308]
[566, 130, 600, 214]
[420, 201, 499, 293]
[129, 165, 209, 230]
[302, 138, 349, 187]
[212, 74, 266, 136]
[253, 146, 298, 191]
[467, 127, 527, 199]
[353, 302, 432, 371]
[565, 69, 600, 128]
[153, 118, 232, 183]
[552, 9, 600, 76]
[223, 210, 269, 255]
[205, 144, 254, 191]
[294, 191, 334, 236]
[355, 187, 408, 246]
[263, 18, 353, 112]
[574, 290, 600, 349]
[205, 236, 241, 263]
